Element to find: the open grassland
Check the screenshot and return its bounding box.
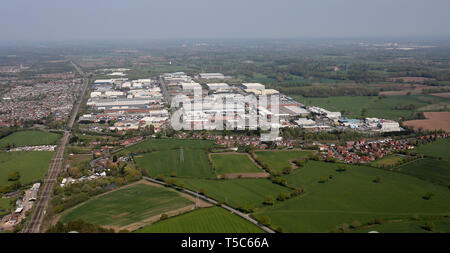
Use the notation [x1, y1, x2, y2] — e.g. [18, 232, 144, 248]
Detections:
[398, 159, 450, 187]
[0, 131, 60, 148]
[354, 218, 450, 233]
[178, 178, 290, 208]
[254, 150, 314, 172]
[119, 138, 216, 154]
[60, 184, 193, 227]
[293, 95, 449, 120]
[398, 139, 450, 186]
[413, 139, 450, 160]
[0, 151, 53, 185]
[255, 161, 450, 233]
[135, 149, 214, 178]
[135, 207, 263, 233]
[371, 155, 404, 168]
[211, 153, 261, 175]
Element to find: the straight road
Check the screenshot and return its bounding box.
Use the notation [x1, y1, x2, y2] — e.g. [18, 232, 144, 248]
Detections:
[143, 176, 275, 233]
[25, 62, 89, 233]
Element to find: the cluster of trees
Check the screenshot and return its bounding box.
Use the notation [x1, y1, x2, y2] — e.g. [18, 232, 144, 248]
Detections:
[279, 85, 378, 97]
[281, 128, 376, 142]
[47, 219, 116, 233]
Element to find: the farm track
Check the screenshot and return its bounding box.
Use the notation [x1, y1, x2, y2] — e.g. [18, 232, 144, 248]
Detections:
[25, 62, 89, 233]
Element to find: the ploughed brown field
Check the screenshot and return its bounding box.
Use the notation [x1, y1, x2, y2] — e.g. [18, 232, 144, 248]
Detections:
[430, 92, 450, 99]
[403, 112, 450, 132]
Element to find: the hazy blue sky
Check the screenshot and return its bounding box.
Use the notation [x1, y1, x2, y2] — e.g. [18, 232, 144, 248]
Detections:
[1, 0, 450, 41]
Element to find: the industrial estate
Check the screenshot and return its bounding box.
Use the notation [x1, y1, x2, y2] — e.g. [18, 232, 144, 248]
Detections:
[0, 39, 450, 235]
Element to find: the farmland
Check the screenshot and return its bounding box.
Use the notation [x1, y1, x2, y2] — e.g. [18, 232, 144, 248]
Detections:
[0, 151, 54, 186]
[370, 155, 404, 168]
[253, 150, 314, 172]
[293, 95, 449, 120]
[135, 149, 214, 178]
[59, 183, 193, 228]
[135, 207, 263, 233]
[119, 138, 216, 154]
[403, 112, 450, 132]
[0, 130, 60, 148]
[211, 153, 261, 175]
[398, 139, 450, 186]
[255, 161, 450, 233]
[178, 178, 290, 208]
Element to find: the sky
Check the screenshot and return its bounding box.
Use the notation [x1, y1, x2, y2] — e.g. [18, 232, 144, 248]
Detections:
[1, 0, 450, 42]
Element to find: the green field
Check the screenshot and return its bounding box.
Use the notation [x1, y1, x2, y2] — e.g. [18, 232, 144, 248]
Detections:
[398, 159, 450, 187]
[0, 131, 60, 148]
[354, 218, 450, 233]
[371, 155, 404, 168]
[0, 198, 13, 217]
[120, 138, 216, 154]
[0, 151, 53, 186]
[293, 95, 449, 120]
[413, 139, 450, 160]
[398, 139, 450, 186]
[254, 150, 314, 172]
[135, 207, 263, 233]
[60, 184, 193, 227]
[135, 149, 214, 178]
[211, 153, 261, 175]
[178, 178, 290, 208]
[255, 161, 450, 233]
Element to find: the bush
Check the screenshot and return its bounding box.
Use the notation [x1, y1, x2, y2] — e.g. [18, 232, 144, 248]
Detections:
[282, 167, 292, 175]
[7, 172, 20, 181]
[199, 188, 206, 195]
[160, 213, 169, 221]
[318, 177, 329, 183]
[294, 159, 306, 167]
[373, 176, 382, 183]
[291, 188, 304, 196]
[277, 192, 291, 201]
[263, 195, 275, 205]
[336, 165, 347, 172]
[258, 216, 271, 226]
[350, 221, 361, 229]
[423, 192, 435, 200]
[422, 222, 435, 231]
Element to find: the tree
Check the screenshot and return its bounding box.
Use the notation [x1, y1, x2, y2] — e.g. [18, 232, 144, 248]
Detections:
[423, 192, 435, 200]
[68, 167, 82, 178]
[282, 166, 292, 175]
[263, 195, 275, 205]
[373, 175, 382, 183]
[277, 192, 291, 201]
[7, 171, 20, 181]
[422, 222, 435, 231]
[199, 188, 206, 195]
[258, 216, 271, 226]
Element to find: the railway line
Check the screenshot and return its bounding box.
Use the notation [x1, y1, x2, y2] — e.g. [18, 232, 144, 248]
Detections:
[24, 62, 89, 233]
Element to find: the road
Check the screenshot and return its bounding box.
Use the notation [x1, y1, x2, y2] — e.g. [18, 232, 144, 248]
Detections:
[24, 62, 89, 233]
[143, 176, 275, 233]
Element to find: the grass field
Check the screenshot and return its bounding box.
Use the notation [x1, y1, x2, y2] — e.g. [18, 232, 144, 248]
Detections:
[254, 150, 314, 172]
[135, 207, 263, 233]
[135, 149, 214, 178]
[371, 155, 404, 168]
[0, 198, 12, 217]
[398, 139, 450, 186]
[211, 154, 261, 175]
[0, 151, 53, 186]
[398, 159, 450, 187]
[0, 131, 60, 148]
[178, 178, 290, 208]
[120, 138, 216, 154]
[413, 139, 450, 160]
[354, 218, 450, 233]
[60, 184, 193, 227]
[255, 161, 450, 233]
[293, 95, 448, 120]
